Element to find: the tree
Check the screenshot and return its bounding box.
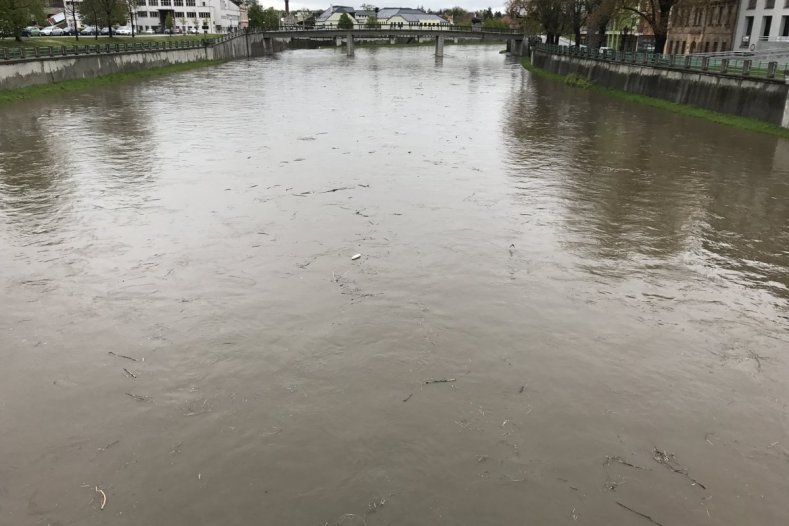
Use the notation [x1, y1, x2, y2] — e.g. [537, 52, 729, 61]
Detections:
[64, 0, 80, 41]
[125, 0, 138, 36]
[80, 0, 125, 38]
[337, 12, 353, 29]
[0, 0, 44, 41]
[618, 0, 696, 53]
[365, 14, 378, 28]
[248, 5, 279, 29]
[165, 12, 173, 33]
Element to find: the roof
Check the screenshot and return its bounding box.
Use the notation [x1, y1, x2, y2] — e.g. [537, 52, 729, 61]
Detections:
[316, 5, 355, 22]
[376, 7, 448, 23]
[355, 10, 376, 17]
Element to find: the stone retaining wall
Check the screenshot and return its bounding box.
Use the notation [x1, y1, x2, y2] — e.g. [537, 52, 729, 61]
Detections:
[531, 49, 789, 127]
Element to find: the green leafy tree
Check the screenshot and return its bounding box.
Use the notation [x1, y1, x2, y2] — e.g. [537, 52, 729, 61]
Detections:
[337, 12, 353, 29]
[0, 0, 44, 41]
[248, 4, 279, 29]
[80, 0, 126, 38]
[165, 12, 173, 33]
[482, 17, 508, 30]
[365, 14, 378, 28]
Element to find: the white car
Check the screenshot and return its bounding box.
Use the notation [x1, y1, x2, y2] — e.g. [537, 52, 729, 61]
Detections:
[143, 28, 155, 34]
[115, 26, 133, 35]
[40, 26, 64, 36]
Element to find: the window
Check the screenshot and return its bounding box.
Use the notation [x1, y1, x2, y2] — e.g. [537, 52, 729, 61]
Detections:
[726, 5, 732, 26]
[175, 11, 183, 17]
[175, 0, 183, 4]
[187, 0, 195, 4]
[704, 41, 710, 52]
[716, 5, 722, 25]
[681, 40, 686, 53]
[161, 0, 171, 5]
[745, 15, 754, 36]
[137, 10, 146, 16]
[747, 0, 756, 8]
[766, 0, 775, 7]
[707, 7, 714, 25]
[785, 0, 789, 7]
[149, 0, 158, 5]
[763, 15, 773, 37]
[187, 11, 196, 17]
[690, 41, 697, 53]
[722, 41, 727, 49]
[782, 15, 789, 36]
[199, 11, 210, 18]
[137, 0, 145, 4]
[712, 41, 718, 51]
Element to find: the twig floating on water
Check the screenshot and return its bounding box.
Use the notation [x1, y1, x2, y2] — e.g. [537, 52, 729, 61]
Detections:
[122, 368, 137, 379]
[99, 440, 119, 451]
[425, 378, 456, 384]
[615, 502, 663, 526]
[403, 393, 413, 403]
[108, 351, 137, 362]
[652, 447, 706, 489]
[125, 392, 151, 402]
[519, 385, 525, 393]
[95, 486, 107, 511]
[604, 456, 647, 470]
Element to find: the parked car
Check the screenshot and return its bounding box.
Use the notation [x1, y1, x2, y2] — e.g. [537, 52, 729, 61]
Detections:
[187, 27, 198, 34]
[61, 26, 77, 36]
[100, 27, 111, 35]
[40, 26, 64, 36]
[21, 26, 41, 37]
[80, 26, 97, 35]
[142, 28, 155, 34]
[115, 26, 133, 35]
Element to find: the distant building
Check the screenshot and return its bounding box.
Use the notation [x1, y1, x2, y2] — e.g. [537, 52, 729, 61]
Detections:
[733, 0, 789, 51]
[315, 6, 450, 29]
[315, 5, 357, 28]
[666, 0, 738, 54]
[375, 7, 450, 29]
[132, 0, 241, 33]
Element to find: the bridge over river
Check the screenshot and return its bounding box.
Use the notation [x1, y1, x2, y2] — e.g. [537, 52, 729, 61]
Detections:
[230, 27, 527, 57]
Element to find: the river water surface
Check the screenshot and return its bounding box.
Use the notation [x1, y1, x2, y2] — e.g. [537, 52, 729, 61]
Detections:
[1, 45, 788, 525]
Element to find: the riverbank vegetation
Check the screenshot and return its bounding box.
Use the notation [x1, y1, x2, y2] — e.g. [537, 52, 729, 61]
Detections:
[0, 59, 221, 105]
[521, 58, 789, 139]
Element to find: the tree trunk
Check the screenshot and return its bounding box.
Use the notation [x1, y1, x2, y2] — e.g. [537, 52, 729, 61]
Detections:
[545, 32, 553, 45]
[73, 8, 80, 41]
[574, 28, 581, 47]
[654, 32, 667, 54]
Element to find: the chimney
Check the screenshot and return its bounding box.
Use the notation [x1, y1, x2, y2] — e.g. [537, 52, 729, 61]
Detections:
[285, 0, 289, 14]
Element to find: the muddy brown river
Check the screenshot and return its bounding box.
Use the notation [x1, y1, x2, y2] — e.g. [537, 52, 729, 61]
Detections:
[1, 45, 788, 525]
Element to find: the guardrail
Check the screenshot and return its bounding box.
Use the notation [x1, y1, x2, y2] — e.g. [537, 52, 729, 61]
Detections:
[1, 38, 207, 61]
[535, 43, 789, 81]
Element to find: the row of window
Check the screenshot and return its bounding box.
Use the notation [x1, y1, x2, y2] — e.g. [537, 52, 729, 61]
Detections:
[136, 10, 207, 18]
[747, 0, 789, 9]
[138, 0, 201, 6]
[671, 4, 733, 28]
[743, 14, 789, 41]
[667, 39, 728, 54]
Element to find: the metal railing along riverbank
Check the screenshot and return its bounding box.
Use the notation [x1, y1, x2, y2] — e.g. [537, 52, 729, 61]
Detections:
[536, 43, 789, 81]
[1, 38, 206, 61]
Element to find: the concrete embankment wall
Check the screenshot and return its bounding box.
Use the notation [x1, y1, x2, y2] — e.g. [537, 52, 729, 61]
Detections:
[0, 34, 288, 91]
[531, 50, 789, 127]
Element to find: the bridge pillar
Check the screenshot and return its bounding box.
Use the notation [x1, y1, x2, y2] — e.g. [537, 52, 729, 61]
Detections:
[389, 36, 396, 45]
[263, 37, 273, 55]
[336, 36, 342, 47]
[509, 38, 524, 57]
[435, 35, 444, 57]
[346, 33, 355, 57]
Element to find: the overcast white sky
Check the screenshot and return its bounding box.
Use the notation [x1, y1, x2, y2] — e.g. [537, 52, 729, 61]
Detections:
[277, 1, 509, 15]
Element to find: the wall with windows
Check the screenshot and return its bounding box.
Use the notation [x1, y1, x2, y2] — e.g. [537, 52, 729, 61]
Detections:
[133, 0, 239, 33]
[734, 0, 789, 49]
[666, 0, 738, 55]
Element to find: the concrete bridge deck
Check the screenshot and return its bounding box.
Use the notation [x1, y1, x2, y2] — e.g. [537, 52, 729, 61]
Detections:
[225, 28, 527, 57]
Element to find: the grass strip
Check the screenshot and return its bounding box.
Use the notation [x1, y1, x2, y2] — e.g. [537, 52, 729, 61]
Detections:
[521, 57, 789, 139]
[0, 59, 223, 105]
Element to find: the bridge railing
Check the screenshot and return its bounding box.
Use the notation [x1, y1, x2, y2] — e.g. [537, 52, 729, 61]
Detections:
[251, 25, 522, 35]
[534, 43, 789, 81]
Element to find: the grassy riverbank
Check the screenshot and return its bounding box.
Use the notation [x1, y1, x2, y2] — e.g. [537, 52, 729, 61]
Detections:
[521, 58, 789, 139]
[0, 59, 223, 105]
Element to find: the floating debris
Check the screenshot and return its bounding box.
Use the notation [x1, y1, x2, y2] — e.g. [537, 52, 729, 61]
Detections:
[95, 486, 107, 511]
[108, 351, 137, 362]
[351, 254, 361, 261]
[122, 368, 137, 379]
[616, 501, 663, 526]
[402, 393, 413, 403]
[652, 447, 706, 489]
[604, 455, 647, 470]
[125, 393, 151, 402]
[425, 378, 455, 384]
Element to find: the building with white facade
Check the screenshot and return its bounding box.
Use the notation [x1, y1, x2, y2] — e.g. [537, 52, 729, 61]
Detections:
[314, 6, 450, 29]
[733, 0, 789, 50]
[133, 0, 241, 33]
